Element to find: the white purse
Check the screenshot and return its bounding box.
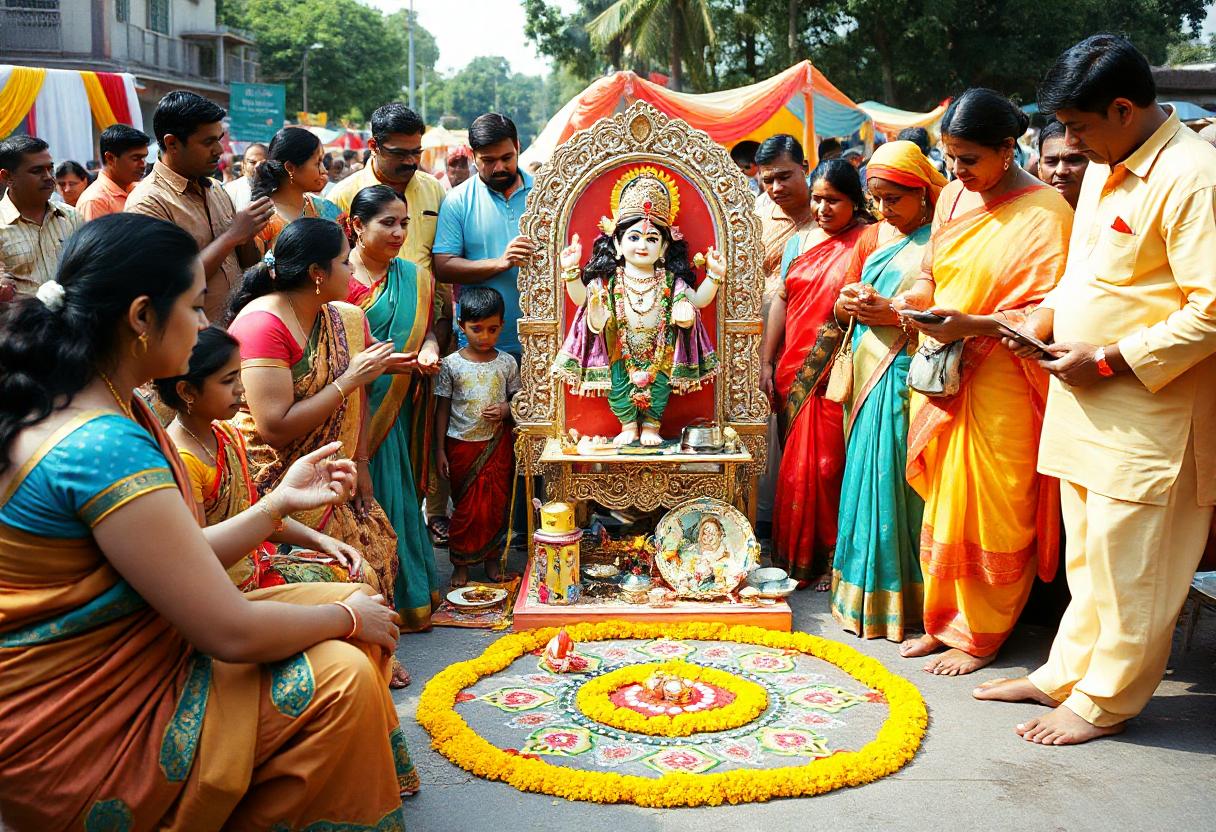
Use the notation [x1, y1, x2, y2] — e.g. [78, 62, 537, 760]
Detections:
[906, 337, 964, 397]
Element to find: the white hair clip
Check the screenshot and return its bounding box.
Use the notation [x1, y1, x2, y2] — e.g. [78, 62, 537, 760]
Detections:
[36, 280, 66, 311]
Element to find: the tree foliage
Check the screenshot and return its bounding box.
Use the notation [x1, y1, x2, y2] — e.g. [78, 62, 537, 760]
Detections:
[525, 0, 1214, 108]
[223, 0, 422, 121]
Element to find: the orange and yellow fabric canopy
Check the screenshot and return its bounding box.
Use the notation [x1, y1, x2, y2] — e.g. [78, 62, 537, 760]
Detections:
[521, 61, 871, 168]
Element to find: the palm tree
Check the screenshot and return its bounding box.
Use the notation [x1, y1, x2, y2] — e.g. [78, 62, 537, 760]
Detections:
[587, 0, 716, 91]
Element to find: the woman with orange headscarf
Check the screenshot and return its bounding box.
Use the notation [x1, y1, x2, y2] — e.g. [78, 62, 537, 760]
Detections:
[895, 89, 1071, 675]
[830, 141, 947, 642]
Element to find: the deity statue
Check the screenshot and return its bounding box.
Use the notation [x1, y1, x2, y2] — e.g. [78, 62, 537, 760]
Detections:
[686, 516, 745, 594]
[552, 167, 723, 447]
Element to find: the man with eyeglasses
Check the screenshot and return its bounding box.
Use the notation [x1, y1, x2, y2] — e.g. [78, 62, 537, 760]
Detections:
[329, 103, 446, 292]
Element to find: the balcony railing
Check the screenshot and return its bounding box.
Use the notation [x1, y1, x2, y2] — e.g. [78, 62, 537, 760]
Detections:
[0, 6, 63, 53]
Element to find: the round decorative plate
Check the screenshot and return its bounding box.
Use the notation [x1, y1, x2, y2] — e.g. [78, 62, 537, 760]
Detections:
[446, 587, 508, 609]
[653, 497, 760, 599]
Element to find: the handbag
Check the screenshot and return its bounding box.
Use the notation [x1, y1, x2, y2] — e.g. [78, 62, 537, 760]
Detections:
[906, 337, 965, 397]
[823, 317, 855, 404]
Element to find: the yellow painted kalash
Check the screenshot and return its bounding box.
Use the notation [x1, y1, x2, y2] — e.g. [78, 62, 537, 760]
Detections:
[533, 501, 583, 605]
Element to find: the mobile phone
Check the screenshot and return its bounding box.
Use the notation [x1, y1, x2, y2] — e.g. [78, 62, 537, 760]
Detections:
[996, 322, 1054, 358]
[898, 309, 947, 325]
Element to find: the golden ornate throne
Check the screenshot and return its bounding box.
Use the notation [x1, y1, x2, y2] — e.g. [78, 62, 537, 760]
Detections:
[512, 101, 769, 539]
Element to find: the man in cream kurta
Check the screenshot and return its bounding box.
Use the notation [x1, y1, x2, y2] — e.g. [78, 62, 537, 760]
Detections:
[976, 35, 1216, 744]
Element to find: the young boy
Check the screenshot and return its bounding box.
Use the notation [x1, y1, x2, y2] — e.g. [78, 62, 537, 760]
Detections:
[434, 286, 521, 586]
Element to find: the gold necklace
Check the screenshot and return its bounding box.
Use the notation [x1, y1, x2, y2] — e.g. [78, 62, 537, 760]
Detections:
[98, 372, 134, 419]
[176, 419, 217, 465]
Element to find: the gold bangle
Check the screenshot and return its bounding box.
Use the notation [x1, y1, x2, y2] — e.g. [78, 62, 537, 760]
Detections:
[257, 495, 285, 533]
[562, 267, 581, 283]
[333, 601, 359, 639]
[331, 379, 349, 399]
[356, 455, 370, 463]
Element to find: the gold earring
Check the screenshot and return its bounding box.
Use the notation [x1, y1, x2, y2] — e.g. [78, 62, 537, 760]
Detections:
[183, 396, 193, 414]
[288, 169, 295, 184]
[315, 276, 322, 295]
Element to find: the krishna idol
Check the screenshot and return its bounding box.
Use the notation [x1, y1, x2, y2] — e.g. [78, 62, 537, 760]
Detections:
[553, 167, 723, 447]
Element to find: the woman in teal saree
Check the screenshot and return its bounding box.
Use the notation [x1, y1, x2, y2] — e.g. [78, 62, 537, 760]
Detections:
[346, 185, 442, 632]
[830, 141, 946, 641]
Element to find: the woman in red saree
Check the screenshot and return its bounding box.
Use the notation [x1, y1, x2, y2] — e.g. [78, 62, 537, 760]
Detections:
[762, 160, 872, 589]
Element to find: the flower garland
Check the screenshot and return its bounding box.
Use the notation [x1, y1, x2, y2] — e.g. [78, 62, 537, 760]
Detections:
[417, 621, 928, 807]
[576, 660, 767, 737]
[611, 266, 674, 410]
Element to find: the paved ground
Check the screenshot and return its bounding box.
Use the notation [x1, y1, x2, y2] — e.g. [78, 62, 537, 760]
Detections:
[391, 549, 1216, 832]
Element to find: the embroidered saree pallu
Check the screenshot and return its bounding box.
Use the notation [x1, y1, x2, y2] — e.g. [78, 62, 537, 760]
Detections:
[907, 183, 1070, 655]
[233, 301, 401, 607]
[354, 258, 441, 630]
[831, 224, 930, 641]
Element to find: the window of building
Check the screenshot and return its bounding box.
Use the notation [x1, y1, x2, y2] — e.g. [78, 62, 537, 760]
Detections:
[115, 0, 128, 23]
[148, 0, 169, 34]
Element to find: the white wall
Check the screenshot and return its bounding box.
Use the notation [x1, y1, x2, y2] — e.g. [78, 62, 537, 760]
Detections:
[59, 0, 92, 54]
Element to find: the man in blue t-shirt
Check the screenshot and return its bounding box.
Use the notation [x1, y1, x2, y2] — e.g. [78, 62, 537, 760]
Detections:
[433, 113, 534, 359]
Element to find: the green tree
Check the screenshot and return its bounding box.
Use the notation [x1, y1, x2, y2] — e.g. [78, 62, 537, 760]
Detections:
[587, 0, 717, 90]
[1167, 33, 1216, 64]
[524, 0, 622, 80]
[230, 0, 429, 123]
[429, 56, 553, 146]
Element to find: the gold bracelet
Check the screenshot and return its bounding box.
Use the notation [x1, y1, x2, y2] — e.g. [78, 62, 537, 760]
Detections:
[257, 495, 285, 533]
[356, 455, 370, 463]
[562, 267, 581, 283]
[333, 601, 359, 638]
[332, 379, 349, 399]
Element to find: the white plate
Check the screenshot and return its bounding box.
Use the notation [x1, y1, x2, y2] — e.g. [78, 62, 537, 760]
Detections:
[446, 587, 508, 609]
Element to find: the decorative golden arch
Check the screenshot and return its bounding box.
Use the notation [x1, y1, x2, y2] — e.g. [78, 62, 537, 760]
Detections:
[513, 100, 770, 510]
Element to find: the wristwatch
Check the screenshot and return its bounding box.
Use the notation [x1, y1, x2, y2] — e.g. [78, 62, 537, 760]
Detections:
[1094, 346, 1115, 378]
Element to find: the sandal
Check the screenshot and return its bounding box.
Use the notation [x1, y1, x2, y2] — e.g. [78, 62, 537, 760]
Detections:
[427, 516, 450, 546]
[390, 659, 411, 689]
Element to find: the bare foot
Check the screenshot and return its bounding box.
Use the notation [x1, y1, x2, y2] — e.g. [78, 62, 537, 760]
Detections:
[640, 424, 663, 446]
[813, 573, 831, 592]
[1016, 704, 1127, 746]
[900, 633, 942, 658]
[390, 659, 412, 689]
[973, 677, 1060, 706]
[614, 424, 639, 446]
[485, 560, 503, 582]
[924, 648, 995, 676]
[451, 565, 468, 588]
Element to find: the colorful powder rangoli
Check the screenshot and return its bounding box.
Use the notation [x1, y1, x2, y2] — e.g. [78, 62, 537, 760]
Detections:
[418, 623, 926, 806]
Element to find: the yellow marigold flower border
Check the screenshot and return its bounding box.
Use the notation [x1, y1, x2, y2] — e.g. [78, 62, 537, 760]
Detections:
[416, 621, 928, 807]
[575, 660, 768, 737]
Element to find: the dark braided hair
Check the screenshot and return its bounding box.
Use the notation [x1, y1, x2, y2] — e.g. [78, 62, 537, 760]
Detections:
[0, 214, 199, 474]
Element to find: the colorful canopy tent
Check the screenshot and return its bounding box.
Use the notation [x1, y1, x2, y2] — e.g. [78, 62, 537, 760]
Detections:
[858, 100, 949, 139]
[520, 61, 870, 168]
[0, 65, 142, 167]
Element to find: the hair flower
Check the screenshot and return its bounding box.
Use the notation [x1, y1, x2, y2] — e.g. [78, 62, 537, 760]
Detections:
[262, 250, 276, 275]
[36, 280, 66, 311]
[597, 215, 617, 236]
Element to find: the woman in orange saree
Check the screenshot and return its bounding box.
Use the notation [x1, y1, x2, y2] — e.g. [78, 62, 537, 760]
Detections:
[896, 89, 1072, 675]
[227, 218, 414, 686]
[0, 214, 410, 831]
[762, 160, 872, 589]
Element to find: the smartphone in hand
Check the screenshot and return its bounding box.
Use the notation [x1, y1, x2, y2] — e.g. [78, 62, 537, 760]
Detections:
[995, 321, 1053, 359]
[898, 309, 947, 325]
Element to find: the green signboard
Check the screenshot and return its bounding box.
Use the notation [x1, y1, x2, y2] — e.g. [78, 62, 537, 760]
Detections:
[229, 83, 285, 143]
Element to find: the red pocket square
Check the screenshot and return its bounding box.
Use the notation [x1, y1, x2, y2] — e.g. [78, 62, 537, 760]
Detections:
[1111, 216, 1134, 234]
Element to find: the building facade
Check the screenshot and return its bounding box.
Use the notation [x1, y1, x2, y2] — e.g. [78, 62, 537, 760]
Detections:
[0, 0, 257, 126]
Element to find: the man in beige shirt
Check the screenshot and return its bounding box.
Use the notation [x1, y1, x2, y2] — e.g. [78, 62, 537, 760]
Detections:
[0, 135, 83, 302]
[126, 91, 271, 322]
[977, 35, 1216, 745]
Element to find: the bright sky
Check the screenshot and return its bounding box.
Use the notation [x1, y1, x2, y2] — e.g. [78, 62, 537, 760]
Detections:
[369, 0, 580, 77]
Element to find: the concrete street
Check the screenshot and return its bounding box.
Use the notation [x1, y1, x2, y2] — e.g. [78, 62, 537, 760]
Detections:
[392, 551, 1216, 832]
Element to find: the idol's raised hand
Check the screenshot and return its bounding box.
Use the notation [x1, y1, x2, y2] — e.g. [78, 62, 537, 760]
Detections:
[560, 233, 583, 273]
[269, 441, 357, 514]
[704, 245, 726, 285]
